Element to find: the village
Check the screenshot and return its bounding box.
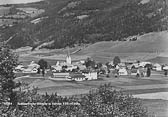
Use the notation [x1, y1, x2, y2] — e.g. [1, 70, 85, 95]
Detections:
[14, 51, 168, 82]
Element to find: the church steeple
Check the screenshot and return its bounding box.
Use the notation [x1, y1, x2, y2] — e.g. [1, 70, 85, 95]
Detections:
[66, 47, 71, 64]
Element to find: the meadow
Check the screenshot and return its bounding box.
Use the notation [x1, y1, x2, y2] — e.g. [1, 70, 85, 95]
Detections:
[15, 71, 168, 117]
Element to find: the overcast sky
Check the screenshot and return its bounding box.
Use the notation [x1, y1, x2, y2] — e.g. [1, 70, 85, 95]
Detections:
[0, 0, 43, 5]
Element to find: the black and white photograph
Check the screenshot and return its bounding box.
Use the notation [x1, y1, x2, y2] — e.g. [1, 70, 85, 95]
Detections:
[0, 0, 168, 116]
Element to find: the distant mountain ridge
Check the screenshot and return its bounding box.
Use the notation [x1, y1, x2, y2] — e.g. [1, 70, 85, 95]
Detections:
[0, 0, 168, 49]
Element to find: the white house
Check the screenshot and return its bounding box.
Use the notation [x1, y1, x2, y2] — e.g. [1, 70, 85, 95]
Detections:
[82, 72, 98, 80]
[153, 63, 162, 71]
[163, 66, 168, 70]
[15, 65, 25, 71]
[51, 65, 62, 72]
[14, 65, 25, 73]
[68, 72, 98, 81]
[118, 68, 128, 76]
[23, 61, 40, 73]
[28, 61, 40, 69]
[68, 73, 86, 81]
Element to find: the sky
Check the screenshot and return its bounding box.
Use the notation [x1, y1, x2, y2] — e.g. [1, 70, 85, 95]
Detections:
[0, 0, 43, 5]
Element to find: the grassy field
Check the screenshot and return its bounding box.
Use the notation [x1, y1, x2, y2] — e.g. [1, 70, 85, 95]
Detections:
[15, 73, 168, 117]
[15, 72, 168, 96]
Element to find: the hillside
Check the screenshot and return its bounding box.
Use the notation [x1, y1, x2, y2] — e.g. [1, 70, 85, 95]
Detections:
[0, 0, 167, 49]
[16, 31, 168, 65]
[77, 31, 168, 63]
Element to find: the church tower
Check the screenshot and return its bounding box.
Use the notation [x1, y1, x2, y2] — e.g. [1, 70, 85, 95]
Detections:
[66, 47, 71, 64]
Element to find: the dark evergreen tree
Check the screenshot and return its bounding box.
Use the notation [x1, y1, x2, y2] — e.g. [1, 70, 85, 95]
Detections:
[38, 59, 48, 69]
[113, 56, 121, 66]
[146, 68, 151, 77]
[85, 58, 96, 69]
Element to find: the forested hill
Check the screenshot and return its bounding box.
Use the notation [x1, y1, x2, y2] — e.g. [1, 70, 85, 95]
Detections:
[1, 0, 168, 49]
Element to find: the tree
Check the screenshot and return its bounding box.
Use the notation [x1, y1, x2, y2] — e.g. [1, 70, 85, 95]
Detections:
[96, 62, 103, 69]
[0, 45, 19, 111]
[146, 68, 151, 77]
[113, 56, 121, 66]
[38, 59, 48, 69]
[81, 83, 148, 117]
[85, 58, 96, 69]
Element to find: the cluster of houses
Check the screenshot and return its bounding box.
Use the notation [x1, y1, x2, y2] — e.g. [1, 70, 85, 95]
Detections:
[50, 54, 98, 81]
[15, 53, 168, 81]
[15, 54, 98, 82]
[107, 59, 168, 77]
[15, 61, 40, 73]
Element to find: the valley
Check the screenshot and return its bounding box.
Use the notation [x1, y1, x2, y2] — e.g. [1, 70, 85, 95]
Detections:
[0, 0, 168, 116]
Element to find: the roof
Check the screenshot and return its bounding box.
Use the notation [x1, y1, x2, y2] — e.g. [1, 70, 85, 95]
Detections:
[70, 73, 85, 78]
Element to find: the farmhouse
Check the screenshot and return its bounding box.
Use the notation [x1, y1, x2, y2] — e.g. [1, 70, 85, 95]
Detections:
[14, 65, 25, 72]
[153, 63, 162, 71]
[118, 68, 128, 76]
[23, 61, 40, 73]
[82, 72, 98, 80]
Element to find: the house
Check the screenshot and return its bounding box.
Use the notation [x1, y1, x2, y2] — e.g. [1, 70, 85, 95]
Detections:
[14, 65, 25, 73]
[82, 72, 98, 80]
[163, 65, 168, 70]
[28, 61, 40, 69]
[65, 64, 78, 71]
[76, 64, 86, 71]
[68, 72, 98, 81]
[51, 65, 62, 72]
[153, 63, 162, 71]
[68, 73, 86, 81]
[118, 68, 128, 76]
[23, 61, 40, 73]
[15, 65, 25, 70]
[77, 15, 89, 20]
[130, 69, 138, 76]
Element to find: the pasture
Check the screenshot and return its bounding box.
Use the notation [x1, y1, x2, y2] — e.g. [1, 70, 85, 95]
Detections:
[15, 72, 168, 117]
